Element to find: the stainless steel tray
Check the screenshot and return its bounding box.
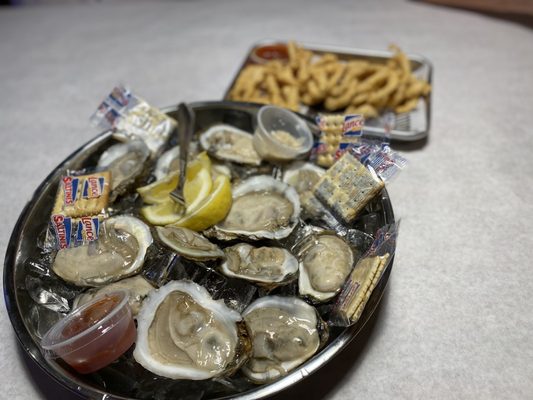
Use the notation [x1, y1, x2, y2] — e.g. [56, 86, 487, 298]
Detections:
[223, 40, 433, 142]
[3, 101, 395, 400]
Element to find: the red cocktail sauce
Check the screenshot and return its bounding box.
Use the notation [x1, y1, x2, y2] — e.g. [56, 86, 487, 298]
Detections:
[50, 293, 136, 374]
[251, 44, 289, 64]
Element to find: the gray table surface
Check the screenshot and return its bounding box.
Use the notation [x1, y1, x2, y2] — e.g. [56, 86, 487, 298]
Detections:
[1, 0, 533, 399]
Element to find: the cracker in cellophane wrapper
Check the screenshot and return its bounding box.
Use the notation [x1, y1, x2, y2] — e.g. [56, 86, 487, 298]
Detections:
[313, 114, 364, 168]
[52, 171, 111, 218]
[313, 131, 407, 226]
[329, 222, 399, 327]
[90, 85, 177, 157]
[313, 152, 385, 225]
[48, 170, 111, 250]
[50, 214, 103, 250]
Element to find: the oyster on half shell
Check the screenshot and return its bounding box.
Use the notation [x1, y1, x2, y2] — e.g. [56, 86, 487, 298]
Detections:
[134, 280, 246, 380]
[153, 144, 202, 180]
[220, 243, 298, 286]
[52, 215, 152, 287]
[73, 275, 154, 316]
[283, 161, 326, 219]
[153, 146, 181, 180]
[242, 296, 322, 383]
[154, 144, 231, 180]
[200, 124, 262, 166]
[298, 232, 354, 302]
[208, 176, 300, 241]
[283, 162, 325, 194]
[156, 226, 224, 261]
[97, 139, 150, 197]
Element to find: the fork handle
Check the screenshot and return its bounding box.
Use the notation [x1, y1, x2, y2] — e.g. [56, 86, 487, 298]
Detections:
[176, 103, 195, 196]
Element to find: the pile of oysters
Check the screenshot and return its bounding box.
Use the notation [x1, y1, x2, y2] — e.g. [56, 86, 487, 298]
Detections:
[44, 108, 384, 389]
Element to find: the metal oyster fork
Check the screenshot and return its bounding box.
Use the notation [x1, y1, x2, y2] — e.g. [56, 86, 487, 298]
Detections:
[169, 103, 196, 210]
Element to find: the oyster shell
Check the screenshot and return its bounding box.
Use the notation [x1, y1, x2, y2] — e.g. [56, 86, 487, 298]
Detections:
[154, 146, 181, 180]
[52, 215, 153, 287]
[200, 124, 262, 166]
[242, 296, 321, 383]
[211, 162, 232, 180]
[156, 226, 224, 261]
[134, 280, 244, 380]
[97, 139, 150, 196]
[210, 176, 300, 241]
[283, 162, 325, 194]
[73, 275, 154, 316]
[283, 162, 326, 220]
[153, 144, 203, 180]
[220, 243, 298, 286]
[154, 145, 231, 180]
[298, 232, 354, 302]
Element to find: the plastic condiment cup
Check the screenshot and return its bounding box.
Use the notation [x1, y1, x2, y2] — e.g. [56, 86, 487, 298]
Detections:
[40, 290, 136, 374]
[250, 43, 289, 64]
[253, 105, 313, 162]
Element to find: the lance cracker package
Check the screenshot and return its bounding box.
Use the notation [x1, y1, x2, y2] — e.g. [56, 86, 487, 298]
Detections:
[49, 170, 110, 249]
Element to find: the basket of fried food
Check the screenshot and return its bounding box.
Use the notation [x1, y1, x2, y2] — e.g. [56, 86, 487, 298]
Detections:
[227, 42, 431, 120]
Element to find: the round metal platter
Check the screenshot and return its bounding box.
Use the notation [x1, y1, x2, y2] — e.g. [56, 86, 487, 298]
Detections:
[3, 101, 395, 400]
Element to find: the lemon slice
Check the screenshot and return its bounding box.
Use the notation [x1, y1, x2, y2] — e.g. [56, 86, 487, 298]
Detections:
[137, 172, 180, 205]
[171, 175, 232, 231]
[140, 201, 184, 225]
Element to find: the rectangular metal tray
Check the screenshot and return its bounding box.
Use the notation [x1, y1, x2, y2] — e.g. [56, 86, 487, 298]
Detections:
[223, 40, 433, 142]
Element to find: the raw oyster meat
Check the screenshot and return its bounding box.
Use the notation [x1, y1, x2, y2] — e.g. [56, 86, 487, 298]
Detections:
[220, 243, 298, 285]
[52, 215, 152, 287]
[153, 143, 202, 179]
[97, 139, 150, 196]
[298, 232, 354, 302]
[210, 176, 300, 241]
[156, 226, 224, 261]
[154, 146, 181, 180]
[73, 275, 155, 316]
[283, 162, 325, 194]
[283, 162, 326, 219]
[134, 280, 244, 380]
[154, 144, 231, 180]
[242, 296, 321, 383]
[200, 124, 261, 166]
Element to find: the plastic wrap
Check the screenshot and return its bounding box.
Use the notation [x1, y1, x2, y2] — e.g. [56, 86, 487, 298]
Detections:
[330, 222, 399, 327]
[91, 85, 177, 157]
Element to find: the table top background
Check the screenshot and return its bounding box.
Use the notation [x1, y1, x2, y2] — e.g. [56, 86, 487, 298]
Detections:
[1, 0, 532, 399]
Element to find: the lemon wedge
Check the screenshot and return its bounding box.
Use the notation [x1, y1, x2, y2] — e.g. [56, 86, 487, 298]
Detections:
[170, 174, 232, 231]
[137, 172, 180, 205]
[137, 152, 212, 206]
[183, 153, 212, 210]
[140, 201, 184, 225]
